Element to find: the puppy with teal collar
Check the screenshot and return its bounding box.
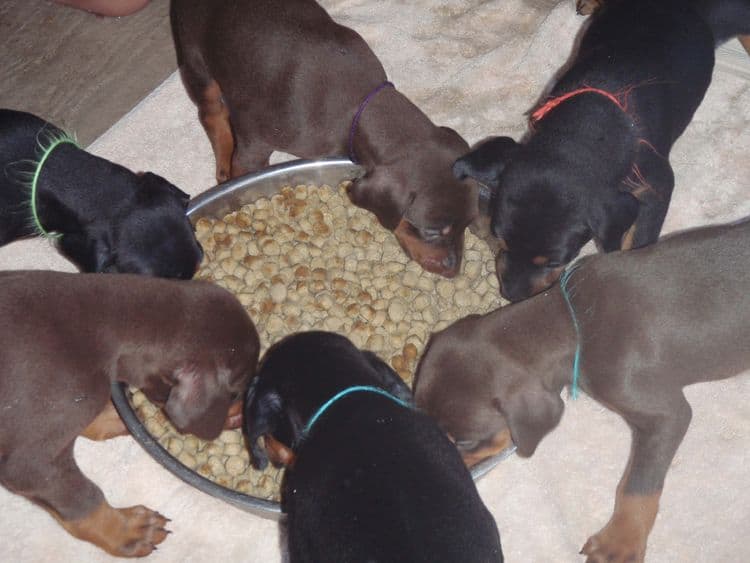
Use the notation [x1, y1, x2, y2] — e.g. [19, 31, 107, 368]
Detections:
[244, 331, 503, 563]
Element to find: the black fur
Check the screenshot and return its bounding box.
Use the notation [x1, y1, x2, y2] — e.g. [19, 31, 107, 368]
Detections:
[454, 0, 750, 302]
[0, 109, 202, 278]
[243, 331, 503, 563]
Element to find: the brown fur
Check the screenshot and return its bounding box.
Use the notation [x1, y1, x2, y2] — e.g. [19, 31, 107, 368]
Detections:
[170, 0, 478, 277]
[415, 217, 750, 562]
[0, 271, 259, 556]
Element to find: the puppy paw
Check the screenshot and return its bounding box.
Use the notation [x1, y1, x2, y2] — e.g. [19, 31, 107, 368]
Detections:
[580, 524, 646, 563]
[216, 167, 231, 184]
[64, 502, 170, 558]
[576, 0, 603, 16]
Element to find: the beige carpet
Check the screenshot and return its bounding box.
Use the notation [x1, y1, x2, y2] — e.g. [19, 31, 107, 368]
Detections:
[1, 1, 748, 561]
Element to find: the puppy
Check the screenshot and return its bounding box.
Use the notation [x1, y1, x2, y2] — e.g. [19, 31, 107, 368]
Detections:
[0, 270, 259, 556]
[170, 0, 478, 278]
[453, 0, 750, 301]
[244, 331, 503, 562]
[0, 109, 203, 278]
[414, 216, 750, 562]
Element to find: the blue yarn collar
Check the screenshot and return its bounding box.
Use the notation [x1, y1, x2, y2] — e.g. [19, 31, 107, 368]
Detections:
[559, 265, 582, 399]
[303, 385, 411, 436]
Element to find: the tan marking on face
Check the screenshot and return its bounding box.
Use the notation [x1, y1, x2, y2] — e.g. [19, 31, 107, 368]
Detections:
[264, 434, 296, 467]
[459, 429, 513, 468]
[393, 218, 460, 278]
[532, 255, 550, 266]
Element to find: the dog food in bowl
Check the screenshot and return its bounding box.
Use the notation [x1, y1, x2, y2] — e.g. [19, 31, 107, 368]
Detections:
[129, 181, 502, 502]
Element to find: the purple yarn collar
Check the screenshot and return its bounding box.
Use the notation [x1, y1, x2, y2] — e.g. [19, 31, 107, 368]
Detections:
[348, 80, 395, 164]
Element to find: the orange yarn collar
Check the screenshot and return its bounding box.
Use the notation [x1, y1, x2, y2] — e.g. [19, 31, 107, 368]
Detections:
[531, 85, 630, 125]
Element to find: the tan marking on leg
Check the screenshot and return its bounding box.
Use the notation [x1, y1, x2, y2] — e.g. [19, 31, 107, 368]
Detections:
[739, 35, 750, 57]
[620, 222, 637, 250]
[460, 429, 513, 468]
[80, 400, 127, 441]
[198, 80, 235, 184]
[581, 491, 660, 563]
[53, 500, 169, 558]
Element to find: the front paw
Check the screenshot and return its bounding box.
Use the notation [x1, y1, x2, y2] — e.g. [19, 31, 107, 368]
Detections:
[580, 523, 646, 563]
[576, 0, 603, 16]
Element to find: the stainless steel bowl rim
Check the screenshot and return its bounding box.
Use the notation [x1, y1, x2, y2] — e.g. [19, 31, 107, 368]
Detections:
[110, 157, 513, 520]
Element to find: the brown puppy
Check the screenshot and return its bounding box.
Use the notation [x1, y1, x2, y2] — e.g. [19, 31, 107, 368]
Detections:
[170, 0, 478, 278]
[414, 217, 750, 562]
[0, 271, 259, 557]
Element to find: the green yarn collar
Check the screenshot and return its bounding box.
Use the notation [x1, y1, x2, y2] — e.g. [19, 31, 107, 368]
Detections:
[11, 128, 80, 239]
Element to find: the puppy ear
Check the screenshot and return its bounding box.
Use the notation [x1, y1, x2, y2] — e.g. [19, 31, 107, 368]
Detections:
[452, 136, 519, 187]
[243, 380, 284, 470]
[164, 364, 231, 440]
[347, 167, 412, 230]
[361, 350, 414, 405]
[497, 379, 564, 457]
[138, 171, 191, 208]
[588, 190, 639, 252]
[58, 230, 117, 273]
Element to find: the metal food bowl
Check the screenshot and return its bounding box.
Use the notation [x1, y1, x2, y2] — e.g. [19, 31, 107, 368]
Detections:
[111, 157, 515, 519]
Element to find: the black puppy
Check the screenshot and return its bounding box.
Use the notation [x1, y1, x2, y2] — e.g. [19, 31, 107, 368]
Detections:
[0, 109, 202, 277]
[244, 331, 503, 563]
[454, 0, 750, 301]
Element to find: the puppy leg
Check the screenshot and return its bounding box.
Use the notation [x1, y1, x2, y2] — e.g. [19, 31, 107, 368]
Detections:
[621, 144, 675, 250]
[80, 400, 128, 441]
[230, 136, 272, 179]
[581, 394, 692, 563]
[0, 443, 169, 556]
[197, 80, 236, 184]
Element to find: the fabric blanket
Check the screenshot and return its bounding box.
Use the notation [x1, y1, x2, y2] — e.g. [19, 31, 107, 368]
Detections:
[1, 1, 748, 561]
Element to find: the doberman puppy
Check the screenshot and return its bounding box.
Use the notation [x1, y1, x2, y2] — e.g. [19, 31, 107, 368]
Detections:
[0, 271, 259, 557]
[414, 216, 750, 562]
[0, 109, 202, 278]
[453, 0, 750, 301]
[170, 0, 478, 278]
[244, 331, 503, 563]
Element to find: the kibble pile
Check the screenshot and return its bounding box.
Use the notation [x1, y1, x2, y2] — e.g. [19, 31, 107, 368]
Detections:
[130, 182, 502, 502]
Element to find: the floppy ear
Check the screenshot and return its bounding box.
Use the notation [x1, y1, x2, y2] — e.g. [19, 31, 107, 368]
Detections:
[57, 230, 117, 273]
[361, 350, 414, 405]
[164, 364, 231, 441]
[243, 380, 285, 470]
[138, 171, 190, 208]
[496, 378, 564, 457]
[588, 190, 640, 252]
[452, 136, 519, 187]
[347, 167, 412, 230]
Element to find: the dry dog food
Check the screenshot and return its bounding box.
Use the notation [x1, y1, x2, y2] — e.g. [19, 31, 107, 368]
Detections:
[130, 182, 502, 501]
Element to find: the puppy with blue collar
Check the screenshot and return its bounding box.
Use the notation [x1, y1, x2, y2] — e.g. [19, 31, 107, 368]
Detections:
[244, 331, 503, 563]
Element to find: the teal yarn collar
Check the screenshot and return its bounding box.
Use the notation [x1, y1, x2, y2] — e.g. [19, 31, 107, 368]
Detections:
[303, 385, 411, 436]
[559, 264, 583, 400]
